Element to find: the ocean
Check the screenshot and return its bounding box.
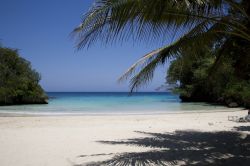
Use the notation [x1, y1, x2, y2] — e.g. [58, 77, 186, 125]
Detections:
[0, 92, 228, 115]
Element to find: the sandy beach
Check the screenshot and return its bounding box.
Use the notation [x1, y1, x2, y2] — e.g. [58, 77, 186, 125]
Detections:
[0, 109, 249, 166]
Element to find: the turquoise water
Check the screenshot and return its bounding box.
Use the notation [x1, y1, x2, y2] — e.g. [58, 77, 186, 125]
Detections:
[0, 92, 228, 115]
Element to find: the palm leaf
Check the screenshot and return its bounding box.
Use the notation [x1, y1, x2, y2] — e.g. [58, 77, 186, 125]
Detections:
[73, 0, 250, 91]
[119, 19, 227, 91]
[72, 0, 229, 48]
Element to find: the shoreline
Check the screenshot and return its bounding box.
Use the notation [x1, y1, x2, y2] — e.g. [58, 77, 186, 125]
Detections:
[0, 107, 245, 117]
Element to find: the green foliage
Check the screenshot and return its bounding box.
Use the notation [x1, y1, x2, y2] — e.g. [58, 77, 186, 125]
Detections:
[223, 80, 250, 108]
[167, 42, 250, 107]
[0, 47, 48, 105]
[167, 47, 214, 100]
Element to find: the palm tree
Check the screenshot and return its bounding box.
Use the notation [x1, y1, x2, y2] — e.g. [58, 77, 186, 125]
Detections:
[73, 0, 250, 92]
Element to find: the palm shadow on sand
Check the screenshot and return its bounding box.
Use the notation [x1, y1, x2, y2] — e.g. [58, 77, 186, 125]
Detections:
[76, 130, 250, 166]
[234, 126, 250, 132]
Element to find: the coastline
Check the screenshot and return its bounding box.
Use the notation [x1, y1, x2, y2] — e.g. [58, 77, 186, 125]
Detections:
[0, 108, 249, 166]
[0, 107, 245, 117]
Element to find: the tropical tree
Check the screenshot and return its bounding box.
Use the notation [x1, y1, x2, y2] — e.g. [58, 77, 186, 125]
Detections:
[0, 47, 48, 105]
[73, 0, 250, 93]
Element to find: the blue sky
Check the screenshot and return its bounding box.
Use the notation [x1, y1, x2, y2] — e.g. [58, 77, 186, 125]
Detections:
[0, 0, 169, 92]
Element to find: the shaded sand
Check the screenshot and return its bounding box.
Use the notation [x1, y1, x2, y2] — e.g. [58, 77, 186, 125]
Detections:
[0, 109, 249, 166]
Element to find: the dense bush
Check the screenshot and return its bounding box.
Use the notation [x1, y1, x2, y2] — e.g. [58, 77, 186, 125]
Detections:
[0, 47, 48, 105]
[167, 41, 250, 108]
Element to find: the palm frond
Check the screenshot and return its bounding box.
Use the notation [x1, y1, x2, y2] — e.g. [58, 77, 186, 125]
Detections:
[73, 0, 250, 91]
[72, 0, 228, 49]
[118, 19, 225, 91]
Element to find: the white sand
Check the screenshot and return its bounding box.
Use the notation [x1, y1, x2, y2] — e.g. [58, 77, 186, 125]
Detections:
[0, 109, 249, 166]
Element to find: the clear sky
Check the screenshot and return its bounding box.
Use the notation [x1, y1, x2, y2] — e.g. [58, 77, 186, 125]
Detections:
[0, 0, 169, 92]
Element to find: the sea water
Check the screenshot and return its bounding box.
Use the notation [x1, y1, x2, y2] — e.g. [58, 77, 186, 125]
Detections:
[0, 92, 228, 115]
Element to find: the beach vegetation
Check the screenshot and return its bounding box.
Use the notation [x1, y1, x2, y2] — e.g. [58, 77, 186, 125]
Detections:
[0, 47, 48, 105]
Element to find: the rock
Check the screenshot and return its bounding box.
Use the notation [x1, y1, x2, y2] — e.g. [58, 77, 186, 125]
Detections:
[228, 102, 239, 108]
